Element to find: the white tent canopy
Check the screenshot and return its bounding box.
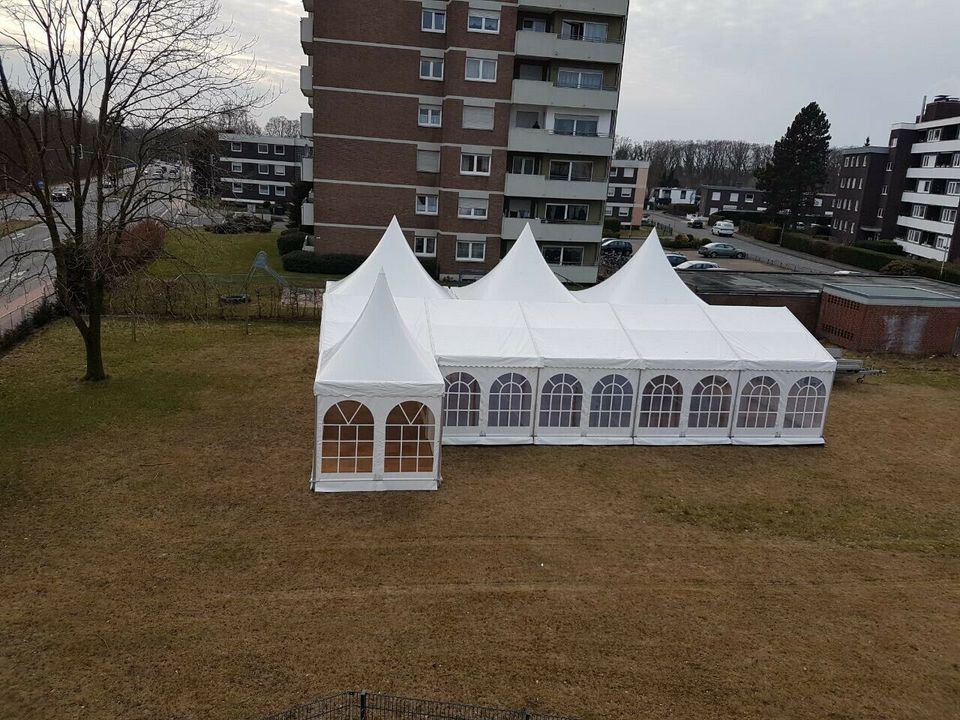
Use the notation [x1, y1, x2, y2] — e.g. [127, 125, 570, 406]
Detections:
[325, 216, 452, 300]
[575, 229, 704, 306]
[426, 299, 541, 368]
[454, 223, 577, 304]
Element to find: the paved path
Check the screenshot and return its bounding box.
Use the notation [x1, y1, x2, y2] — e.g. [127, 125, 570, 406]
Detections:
[649, 211, 867, 274]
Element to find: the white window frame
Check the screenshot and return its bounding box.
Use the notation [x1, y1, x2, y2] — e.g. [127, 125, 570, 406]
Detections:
[948, 181, 960, 196]
[556, 67, 604, 90]
[416, 193, 438, 215]
[843, 157, 850, 167]
[549, 159, 592, 182]
[890, 137, 898, 148]
[414, 235, 436, 257]
[936, 235, 952, 250]
[467, 10, 500, 34]
[275, 165, 285, 176]
[258, 163, 269, 175]
[886, 161, 893, 172]
[877, 208, 884, 219]
[232, 182, 242, 193]
[259, 184, 270, 196]
[419, 57, 444, 81]
[881, 184, 888, 195]
[745, 193, 754, 203]
[922, 154, 936, 168]
[456, 239, 486, 262]
[421, 9, 446, 33]
[418, 104, 442, 128]
[711, 191, 721, 201]
[607, 186, 615, 198]
[275, 186, 286, 197]
[230, 141, 242, 152]
[906, 228, 922, 243]
[912, 204, 926, 219]
[729, 192, 739, 202]
[257, 143, 268, 154]
[917, 180, 932, 194]
[465, 57, 497, 83]
[926, 128, 942, 142]
[544, 203, 589, 222]
[231, 162, 242, 173]
[458, 196, 489, 220]
[460, 153, 491, 176]
[941, 208, 957, 224]
[953, 153, 960, 168]
[273, 145, 285, 155]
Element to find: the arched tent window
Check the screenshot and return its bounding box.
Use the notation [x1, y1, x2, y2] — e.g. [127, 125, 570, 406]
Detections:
[737, 376, 781, 429]
[320, 401, 375, 474]
[784, 377, 827, 429]
[488, 373, 532, 427]
[589, 374, 634, 428]
[385, 402, 435, 473]
[540, 373, 584, 428]
[688, 375, 732, 429]
[637, 375, 683, 429]
[443, 372, 480, 427]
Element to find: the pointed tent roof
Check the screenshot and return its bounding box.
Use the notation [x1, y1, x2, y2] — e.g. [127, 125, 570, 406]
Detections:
[314, 273, 443, 397]
[454, 223, 577, 303]
[325, 216, 452, 299]
[574, 229, 704, 305]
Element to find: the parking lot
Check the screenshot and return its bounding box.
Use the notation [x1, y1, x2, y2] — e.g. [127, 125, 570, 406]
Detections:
[620, 236, 786, 273]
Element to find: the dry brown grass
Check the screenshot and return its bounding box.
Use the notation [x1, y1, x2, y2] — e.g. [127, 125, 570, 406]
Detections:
[1, 320, 959, 720]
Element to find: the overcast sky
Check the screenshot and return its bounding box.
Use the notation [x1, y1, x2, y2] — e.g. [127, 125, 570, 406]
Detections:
[233, 0, 960, 147]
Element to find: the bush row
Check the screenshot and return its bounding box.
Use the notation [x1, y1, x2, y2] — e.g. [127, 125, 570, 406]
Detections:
[662, 234, 708, 250]
[280, 250, 439, 279]
[739, 222, 960, 284]
[277, 229, 308, 255]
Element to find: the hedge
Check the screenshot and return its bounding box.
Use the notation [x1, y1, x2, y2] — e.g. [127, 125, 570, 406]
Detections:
[739, 223, 960, 284]
[854, 240, 906, 256]
[277, 231, 307, 255]
[662, 234, 708, 250]
[280, 251, 366, 275]
[661, 203, 699, 217]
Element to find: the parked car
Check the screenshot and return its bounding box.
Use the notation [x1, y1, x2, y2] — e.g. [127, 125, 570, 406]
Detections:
[675, 260, 721, 271]
[665, 253, 687, 267]
[686, 216, 707, 229]
[51, 188, 72, 202]
[712, 220, 736, 237]
[698, 242, 746, 259]
[640, 214, 655, 227]
[600, 238, 633, 257]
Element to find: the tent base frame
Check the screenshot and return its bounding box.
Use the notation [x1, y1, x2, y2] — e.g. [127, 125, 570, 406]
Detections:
[310, 475, 441, 493]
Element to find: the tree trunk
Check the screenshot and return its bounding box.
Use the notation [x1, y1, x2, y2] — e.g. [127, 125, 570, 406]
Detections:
[83, 282, 107, 382]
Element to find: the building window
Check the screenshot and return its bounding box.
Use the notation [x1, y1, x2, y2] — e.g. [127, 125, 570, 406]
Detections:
[539, 373, 583, 428]
[274, 145, 285, 155]
[711, 191, 721, 201]
[553, 115, 599, 137]
[688, 375, 733, 429]
[556, 68, 604, 90]
[918, 180, 932, 194]
[259, 184, 270, 195]
[515, 110, 542, 129]
[926, 128, 942, 142]
[877, 208, 884, 219]
[384, 402, 435, 474]
[231, 162, 242, 172]
[460, 153, 491, 176]
[560, 20, 608, 42]
[258, 163, 269, 174]
[421, 9, 445, 32]
[418, 104, 442, 127]
[442, 373, 479, 427]
[545, 203, 588, 222]
[604, 206, 614, 217]
[511, 156, 538, 175]
[488, 373, 531, 428]
[906, 228, 922, 243]
[414, 235, 436, 257]
[942, 208, 958, 224]
[320, 401, 374, 474]
[274, 186, 285, 197]
[729, 192, 739, 202]
[912, 204, 926, 219]
[275, 166, 285, 176]
[416, 149, 440, 173]
[456, 239, 486, 262]
[623, 167, 635, 178]
[232, 182, 242, 193]
[784, 377, 827, 430]
[465, 57, 497, 82]
[462, 105, 495, 130]
[521, 17, 547, 32]
[541, 245, 583, 266]
[257, 143, 268, 154]
[416, 193, 438, 215]
[745, 193, 754, 203]
[588, 375, 634, 429]
[549, 160, 592, 181]
[607, 186, 616, 198]
[953, 153, 960, 168]
[890, 137, 898, 148]
[419, 57, 444, 80]
[736, 376, 780, 429]
[886, 161, 893, 172]
[922, 154, 936, 168]
[230, 141, 242, 152]
[467, 10, 499, 33]
[458, 196, 489, 219]
[843, 157, 850, 167]
[936, 235, 952, 250]
[813, 198, 823, 208]
[947, 181, 960, 196]
[881, 184, 888, 195]
[637, 375, 683, 429]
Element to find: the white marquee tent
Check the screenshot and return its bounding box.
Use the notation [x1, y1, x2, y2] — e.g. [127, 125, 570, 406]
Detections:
[311, 219, 837, 492]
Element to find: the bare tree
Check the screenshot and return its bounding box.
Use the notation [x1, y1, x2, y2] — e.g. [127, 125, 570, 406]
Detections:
[264, 115, 300, 138]
[0, 0, 264, 380]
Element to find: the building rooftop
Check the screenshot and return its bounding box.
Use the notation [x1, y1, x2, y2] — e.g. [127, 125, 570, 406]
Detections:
[822, 282, 960, 308]
[840, 145, 890, 156]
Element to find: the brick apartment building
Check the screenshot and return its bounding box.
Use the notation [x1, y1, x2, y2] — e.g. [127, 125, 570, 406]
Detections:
[299, 0, 630, 283]
[606, 159, 649, 227]
[699, 185, 836, 219]
[830, 146, 889, 244]
[216, 133, 312, 213]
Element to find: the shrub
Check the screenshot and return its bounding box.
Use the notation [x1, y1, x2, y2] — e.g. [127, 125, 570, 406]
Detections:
[880, 260, 917, 276]
[602, 218, 620, 238]
[855, 240, 906, 256]
[205, 213, 273, 234]
[662, 233, 707, 250]
[418, 256, 439, 280]
[277, 231, 307, 255]
[280, 251, 366, 275]
[661, 203, 699, 218]
[113, 220, 166, 272]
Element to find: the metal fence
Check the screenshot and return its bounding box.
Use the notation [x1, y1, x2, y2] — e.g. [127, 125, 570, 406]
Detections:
[252, 691, 577, 720]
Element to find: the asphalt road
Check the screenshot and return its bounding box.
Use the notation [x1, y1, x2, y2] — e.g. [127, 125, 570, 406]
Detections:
[648, 211, 864, 274]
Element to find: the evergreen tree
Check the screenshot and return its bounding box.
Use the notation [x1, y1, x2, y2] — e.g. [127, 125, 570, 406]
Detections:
[755, 102, 831, 218]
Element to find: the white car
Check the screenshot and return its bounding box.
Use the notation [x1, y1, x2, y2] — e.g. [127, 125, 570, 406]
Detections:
[675, 260, 721, 271]
[712, 220, 736, 237]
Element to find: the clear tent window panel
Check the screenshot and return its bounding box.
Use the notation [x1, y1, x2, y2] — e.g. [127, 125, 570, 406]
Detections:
[688, 375, 733, 429]
[320, 401, 375, 474]
[488, 373, 532, 428]
[784, 377, 827, 429]
[384, 401, 435, 473]
[539, 373, 583, 428]
[443, 372, 480, 427]
[637, 375, 683, 429]
[737, 376, 781, 429]
[589, 374, 634, 428]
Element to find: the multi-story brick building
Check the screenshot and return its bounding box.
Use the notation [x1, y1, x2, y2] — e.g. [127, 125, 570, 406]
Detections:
[830, 146, 889, 244]
[881, 96, 960, 263]
[216, 133, 312, 214]
[300, 0, 630, 283]
[606, 159, 649, 227]
[699, 185, 764, 216]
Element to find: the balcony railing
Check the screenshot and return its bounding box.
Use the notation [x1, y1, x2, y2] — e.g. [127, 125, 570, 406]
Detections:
[518, 28, 624, 44]
[553, 79, 618, 91]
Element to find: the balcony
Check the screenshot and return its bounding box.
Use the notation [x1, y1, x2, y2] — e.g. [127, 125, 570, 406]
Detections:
[301, 156, 313, 183]
[511, 78, 619, 111]
[895, 238, 949, 263]
[300, 112, 313, 138]
[300, 65, 312, 98]
[504, 172, 609, 200]
[901, 191, 959, 208]
[301, 201, 314, 227]
[508, 127, 614, 156]
[514, 29, 624, 64]
[501, 217, 603, 243]
[910, 139, 960, 154]
[301, 16, 313, 53]
[517, 0, 629, 16]
[906, 166, 960, 180]
[897, 214, 955, 236]
[548, 263, 599, 284]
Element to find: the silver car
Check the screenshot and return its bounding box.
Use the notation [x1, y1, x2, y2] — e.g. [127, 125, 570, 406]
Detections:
[698, 242, 746, 259]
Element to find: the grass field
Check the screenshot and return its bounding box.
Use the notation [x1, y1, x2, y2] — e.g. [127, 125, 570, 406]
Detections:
[1, 320, 959, 720]
[0, 218, 39, 238]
